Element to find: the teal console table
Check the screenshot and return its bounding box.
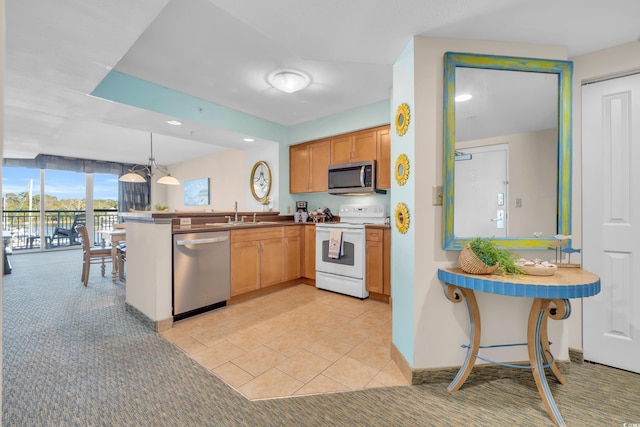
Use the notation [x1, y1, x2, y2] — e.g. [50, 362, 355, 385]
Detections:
[438, 267, 600, 427]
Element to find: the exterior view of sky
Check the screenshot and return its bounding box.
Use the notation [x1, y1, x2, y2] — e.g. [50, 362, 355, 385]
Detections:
[2, 167, 119, 201]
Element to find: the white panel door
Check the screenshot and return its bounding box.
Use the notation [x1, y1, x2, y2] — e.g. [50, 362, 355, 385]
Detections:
[582, 73, 640, 373]
[454, 144, 508, 238]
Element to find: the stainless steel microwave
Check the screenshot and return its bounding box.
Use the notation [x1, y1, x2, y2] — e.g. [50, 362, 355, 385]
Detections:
[328, 160, 384, 195]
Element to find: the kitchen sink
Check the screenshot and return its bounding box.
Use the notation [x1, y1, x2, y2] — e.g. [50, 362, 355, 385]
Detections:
[205, 221, 280, 227]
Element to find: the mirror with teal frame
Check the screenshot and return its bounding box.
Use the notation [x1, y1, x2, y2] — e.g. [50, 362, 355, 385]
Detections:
[442, 52, 573, 250]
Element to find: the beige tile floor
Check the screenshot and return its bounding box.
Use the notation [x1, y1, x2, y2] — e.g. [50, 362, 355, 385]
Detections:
[160, 284, 409, 400]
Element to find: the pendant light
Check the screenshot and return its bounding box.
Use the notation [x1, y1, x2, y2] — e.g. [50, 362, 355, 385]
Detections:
[119, 133, 180, 185]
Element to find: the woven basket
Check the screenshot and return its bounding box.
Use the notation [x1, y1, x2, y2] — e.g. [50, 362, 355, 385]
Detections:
[458, 244, 498, 274]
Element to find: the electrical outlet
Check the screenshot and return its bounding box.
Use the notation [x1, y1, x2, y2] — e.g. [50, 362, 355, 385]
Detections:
[287, 205, 291, 214]
[432, 186, 443, 206]
[180, 218, 191, 226]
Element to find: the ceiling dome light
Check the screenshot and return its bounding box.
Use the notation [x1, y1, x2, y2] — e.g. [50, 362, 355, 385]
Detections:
[455, 94, 473, 102]
[166, 120, 183, 126]
[268, 70, 310, 94]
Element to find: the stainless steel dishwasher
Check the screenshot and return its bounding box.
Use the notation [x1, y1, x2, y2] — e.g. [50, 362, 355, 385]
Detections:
[173, 231, 230, 320]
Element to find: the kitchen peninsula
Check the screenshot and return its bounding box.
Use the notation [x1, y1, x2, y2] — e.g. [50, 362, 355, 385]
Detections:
[120, 210, 308, 331]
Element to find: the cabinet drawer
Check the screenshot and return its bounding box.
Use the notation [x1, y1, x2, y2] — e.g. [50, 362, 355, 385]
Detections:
[284, 226, 301, 237]
[366, 229, 384, 242]
[231, 227, 284, 243]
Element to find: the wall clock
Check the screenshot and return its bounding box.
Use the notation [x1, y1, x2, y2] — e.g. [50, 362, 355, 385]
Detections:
[250, 161, 272, 203]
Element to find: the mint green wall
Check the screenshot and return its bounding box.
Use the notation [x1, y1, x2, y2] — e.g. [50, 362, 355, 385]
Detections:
[390, 40, 416, 365]
[288, 100, 390, 144]
[91, 71, 287, 143]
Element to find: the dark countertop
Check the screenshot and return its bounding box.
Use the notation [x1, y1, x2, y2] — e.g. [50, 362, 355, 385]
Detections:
[172, 220, 300, 234]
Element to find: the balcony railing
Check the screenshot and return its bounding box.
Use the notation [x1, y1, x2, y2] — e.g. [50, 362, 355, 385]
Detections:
[2, 209, 119, 251]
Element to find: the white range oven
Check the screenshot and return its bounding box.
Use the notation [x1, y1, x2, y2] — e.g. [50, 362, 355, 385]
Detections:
[315, 204, 386, 298]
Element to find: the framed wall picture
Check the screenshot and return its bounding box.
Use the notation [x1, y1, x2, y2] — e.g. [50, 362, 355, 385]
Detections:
[184, 178, 210, 206]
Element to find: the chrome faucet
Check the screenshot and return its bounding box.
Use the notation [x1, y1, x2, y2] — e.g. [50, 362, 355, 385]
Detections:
[234, 201, 238, 222]
[253, 213, 257, 223]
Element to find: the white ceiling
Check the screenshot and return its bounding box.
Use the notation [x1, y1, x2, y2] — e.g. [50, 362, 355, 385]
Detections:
[5, 0, 640, 165]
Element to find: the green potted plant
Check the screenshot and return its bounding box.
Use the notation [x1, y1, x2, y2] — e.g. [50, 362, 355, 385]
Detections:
[459, 237, 523, 275]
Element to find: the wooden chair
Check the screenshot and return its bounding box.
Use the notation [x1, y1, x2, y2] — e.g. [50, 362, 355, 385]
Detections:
[76, 225, 112, 286]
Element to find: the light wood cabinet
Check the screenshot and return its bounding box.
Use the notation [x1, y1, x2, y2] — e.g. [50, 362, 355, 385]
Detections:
[231, 227, 287, 296]
[302, 224, 316, 279]
[291, 125, 390, 194]
[366, 227, 390, 298]
[376, 127, 391, 189]
[284, 227, 301, 281]
[330, 129, 378, 164]
[290, 139, 331, 193]
[230, 240, 261, 296]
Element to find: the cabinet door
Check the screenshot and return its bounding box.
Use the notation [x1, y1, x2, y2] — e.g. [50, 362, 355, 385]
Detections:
[309, 140, 331, 192]
[376, 127, 391, 189]
[260, 238, 285, 287]
[366, 232, 384, 294]
[330, 134, 354, 164]
[303, 225, 316, 279]
[352, 129, 378, 162]
[382, 228, 391, 295]
[230, 241, 261, 296]
[290, 144, 311, 193]
[284, 235, 301, 281]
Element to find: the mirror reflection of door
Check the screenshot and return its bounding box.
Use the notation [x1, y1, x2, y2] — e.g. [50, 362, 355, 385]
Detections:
[454, 67, 558, 239]
[454, 145, 508, 238]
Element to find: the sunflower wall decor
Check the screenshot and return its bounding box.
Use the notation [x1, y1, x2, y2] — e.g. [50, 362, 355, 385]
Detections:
[395, 103, 410, 136]
[395, 202, 410, 234]
[395, 154, 410, 186]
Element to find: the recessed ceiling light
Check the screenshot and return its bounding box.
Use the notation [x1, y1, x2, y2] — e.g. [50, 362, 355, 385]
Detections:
[455, 94, 473, 102]
[166, 120, 183, 126]
[268, 70, 310, 94]
[243, 138, 255, 142]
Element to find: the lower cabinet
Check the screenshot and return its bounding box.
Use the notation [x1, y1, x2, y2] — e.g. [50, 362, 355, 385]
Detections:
[366, 227, 390, 297]
[302, 224, 316, 279]
[230, 226, 301, 297]
[284, 227, 301, 281]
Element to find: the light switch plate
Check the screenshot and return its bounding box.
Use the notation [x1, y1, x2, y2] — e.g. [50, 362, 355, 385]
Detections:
[432, 186, 443, 206]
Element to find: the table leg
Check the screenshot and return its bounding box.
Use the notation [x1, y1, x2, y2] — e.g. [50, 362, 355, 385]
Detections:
[443, 285, 481, 392]
[527, 298, 566, 427]
[540, 299, 571, 385]
[110, 244, 118, 283]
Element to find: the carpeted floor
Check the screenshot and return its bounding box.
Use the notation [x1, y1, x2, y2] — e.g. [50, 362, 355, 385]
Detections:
[3, 250, 640, 426]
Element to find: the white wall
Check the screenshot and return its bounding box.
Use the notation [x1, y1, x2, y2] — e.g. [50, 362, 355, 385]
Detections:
[395, 37, 569, 369]
[568, 40, 640, 350]
[1, 0, 5, 413]
[164, 150, 247, 212]
[161, 143, 280, 214]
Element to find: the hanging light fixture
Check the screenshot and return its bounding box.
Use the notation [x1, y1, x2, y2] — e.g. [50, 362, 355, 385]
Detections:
[119, 133, 180, 185]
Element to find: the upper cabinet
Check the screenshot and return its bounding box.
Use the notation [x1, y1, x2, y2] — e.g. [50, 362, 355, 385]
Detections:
[330, 129, 378, 164]
[290, 125, 390, 194]
[376, 127, 390, 189]
[290, 138, 331, 193]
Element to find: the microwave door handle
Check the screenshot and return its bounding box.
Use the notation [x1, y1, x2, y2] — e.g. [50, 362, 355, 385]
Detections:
[360, 166, 365, 187]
